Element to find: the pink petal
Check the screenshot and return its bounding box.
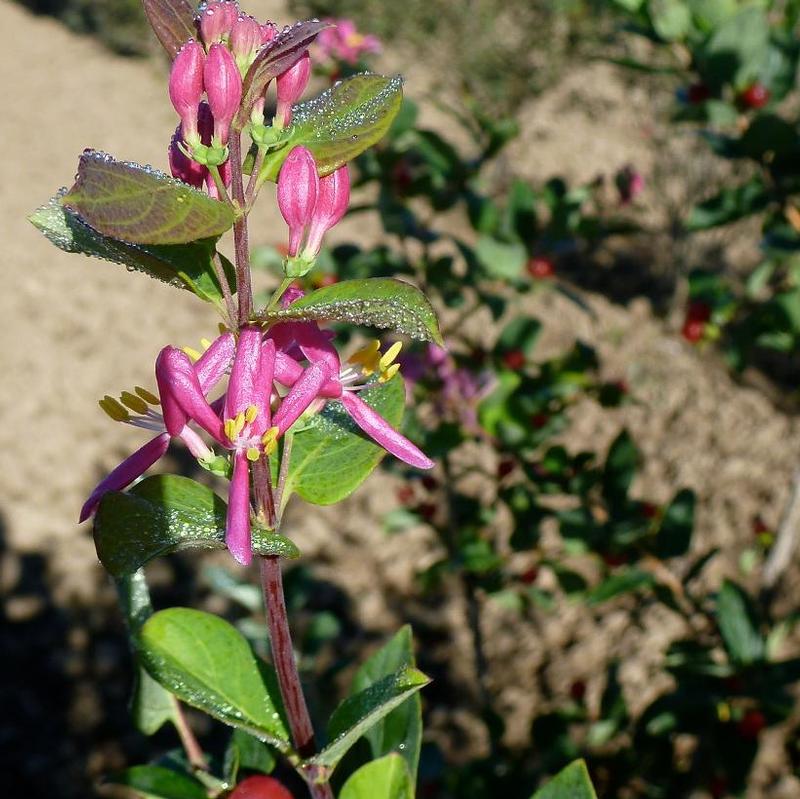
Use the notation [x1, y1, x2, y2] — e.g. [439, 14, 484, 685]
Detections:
[292, 321, 341, 378]
[79, 433, 170, 522]
[273, 362, 329, 434]
[340, 392, 434, 469]
[195, 331, 235, 393]
[225, 326, 265, 422]
[226, 450, 253, 565]
[304, 165, 350, 257]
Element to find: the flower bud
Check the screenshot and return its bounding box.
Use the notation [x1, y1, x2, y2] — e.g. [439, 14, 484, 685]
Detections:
[198, 1, 238, 46]
[168, 125, 207, 189]
[303, 165, 350, 258]
[275, 52, 311, 127]
[204, 43, 242, 144]
[169, 40, 205, 145]
[205, 155, 232, 200]
[230, 13, 262, 75]
[277, 146, 319, 256]
[260, 22, 278, 44]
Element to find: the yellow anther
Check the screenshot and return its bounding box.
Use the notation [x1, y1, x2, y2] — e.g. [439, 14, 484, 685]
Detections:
[246, 447, 261, 462]
[135, 386, 160, 405]
[182, 346, 202, 362]
[379, 341, 402, 371]
[99, 396, 130, 422]
[200, 337, 212, 350]
[119, 391, 149, 415]
[224, 418, 236, 442]
[261, 426, 279, 447]
[379, 363, 401, 383]
[233, 411, 246, 438]
[348, 340, 381, 376]
[245, 404, 259, 424]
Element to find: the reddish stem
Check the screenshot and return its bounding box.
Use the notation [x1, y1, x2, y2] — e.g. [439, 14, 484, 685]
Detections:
[228, 132, 253, 326]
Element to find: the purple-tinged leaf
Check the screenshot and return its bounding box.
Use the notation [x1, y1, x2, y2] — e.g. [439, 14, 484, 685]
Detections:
[143, 0, 197, 59]
[235, 19, 330, 130]
[62, 151, 236, 245]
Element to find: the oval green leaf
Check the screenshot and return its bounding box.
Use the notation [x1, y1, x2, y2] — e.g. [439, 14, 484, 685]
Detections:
[285, 375, 405, 506]
[143, 0, 196, 59]
[260, 74, 403, 181]
[339, 755, 413, 799]
[140, 608, 291, 747]
[106, 765, 207, 799]
[30, 192, 234, 303]
[63, 151, 236, 245]
[261, 278, 442, 344]
[532, 760, 597, 799]
[94, 475, 299, 578]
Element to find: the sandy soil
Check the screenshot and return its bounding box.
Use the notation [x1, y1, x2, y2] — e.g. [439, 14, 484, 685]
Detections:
[4, 2, 800, 797]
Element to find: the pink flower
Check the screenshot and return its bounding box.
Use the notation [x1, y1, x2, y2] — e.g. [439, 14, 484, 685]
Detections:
[230, 13, 262, 74]
[615, 165, 645, 205]
[317, 19, 381, 66]
[204, 43, 242, 144]
[198, 1, 239, 47]
[275, 52, 311, 127]
[80, 332, 235, 522]
[169, 40, 205, 146]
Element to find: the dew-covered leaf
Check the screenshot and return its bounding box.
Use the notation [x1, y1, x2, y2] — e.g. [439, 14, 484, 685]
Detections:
[339, 755, 413, 799]
[224, 728, 277, 784]
[284, 375, 405, 506]
[94, 475, 299, 578]
[140, 608, 291, 748]
[62, 151, 236, 245]
[351, 626, 423, 781]
[237, 20, 330, 129]
[106, 765, 207, 799]
[307, 666, 430, 773]
[532, 760, 597, 799]
[143, 0, 196, 59]
[260, 74, 403, 181]
[260, 278, 442, 343]
[30, 192, 234, 303]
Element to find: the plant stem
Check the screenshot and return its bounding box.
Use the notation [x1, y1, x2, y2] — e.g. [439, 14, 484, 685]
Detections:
[245, 146, 266, 208]
[212, 252, 236, 328]
[171, 699, 208, 771]
[229, 132, 253, 326]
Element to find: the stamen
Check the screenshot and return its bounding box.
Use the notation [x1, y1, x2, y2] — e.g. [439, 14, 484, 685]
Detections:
[182, 346, 202, 362]
[245, 404, 259, 423]
[119, 391, 149, 415]
[379, 363, 401, 383]
[348, 339, 381, 376]
[99, 396, 130, 422]
[246, 447, 261, 462]
[224, 418, 236, 441]
[200, 337, 212, 350]
[233, 411, 246, 438]
[379, 341, 402, 371]
[261, 426, 279, 447]
[135, 386, 160, 405]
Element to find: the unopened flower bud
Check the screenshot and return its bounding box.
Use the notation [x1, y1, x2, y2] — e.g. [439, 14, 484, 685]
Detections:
[204, 43, 242, 144]
[303, 165, 350, 258]
[230, 14, 262, 75]
[168, 125, 207, 188]
[275, 52, 311, 127]
[277, 146, 319, 257]
[169, 40, 205, 145]
[198, 0, 238, 46]
[260, 22, 278, 44]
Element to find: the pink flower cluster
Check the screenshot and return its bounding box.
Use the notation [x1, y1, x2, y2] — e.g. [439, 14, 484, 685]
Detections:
[316, 19, 381, 66]
[167, 1, 311, 195]
[81, 290, 433, 565]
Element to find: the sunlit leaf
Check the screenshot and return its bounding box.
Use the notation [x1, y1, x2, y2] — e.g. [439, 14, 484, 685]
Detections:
[143, 0, 196, 59]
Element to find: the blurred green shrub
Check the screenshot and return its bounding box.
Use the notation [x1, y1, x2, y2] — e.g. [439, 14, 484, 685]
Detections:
[15, 0, 151, 55]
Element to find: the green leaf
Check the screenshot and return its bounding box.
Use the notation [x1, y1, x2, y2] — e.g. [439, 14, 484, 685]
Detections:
[699, 7, 770, 88]
[62, 151, 236, 245]
[655, 489, 695, 558]
[587, 569, 655, 605]
[261, 278, 442, 344]
[142, 0, 196, 59]
[687, 177, 770, 231]
[532, 760, 598, 799]
[106, 765, 207, 799]
[716, 580, 765, 665]
[339, 755, 413, 799]
[308, 666, 430, 773]
[285, 375, 405, 506]
[648, 0, 692, 41]
[602, 430, 639, 506]
[475, 235, 527, 280]
[30, 192, 235, 303]
[237, 20, 330, 129]
[116, 570, 177, 736]
[140, 608, 291, 748]
[351, 626, 422, 781]
[94, 475, 299, 577]
[224, 728, 276, 784]
[497, 317, 542, 356]
[269, 74, 403, 179]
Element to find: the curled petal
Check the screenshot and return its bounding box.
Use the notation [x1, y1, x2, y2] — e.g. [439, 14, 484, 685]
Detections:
[79, 433, 170, 522]
[226, 451, 253, 565]
[340, 391, 434, 469]
[291, 321, 341, 378]
[195, 331, 235, 393]
[273, 362, 329, 434]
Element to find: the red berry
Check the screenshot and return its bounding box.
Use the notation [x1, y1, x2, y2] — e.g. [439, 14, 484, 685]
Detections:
[752, 516, 769, 536]
[641, 502, 659, 519]
[396, 485, 415, 506]
[531, 413, 549, 429]
[229, 776, 294, 799]
[687, 82, 711, 105]
[527, 257, 555, 279]
[681, 318, 706, 343]
[737, 709, 767, 740]
[421, 475, 439, 492]
[497, 459, 515, 479]
[391, 159, 413, 194]
[519, 567, 539, 585]
[613, 379, 629, 395]
[603, 552, 629, 567]
[502, 350, 526, 370]
[687, 301, 712, 323]
[417, 502, 437, 521]
[738, 83, 770, 110]
[569, 680, 587, 702]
